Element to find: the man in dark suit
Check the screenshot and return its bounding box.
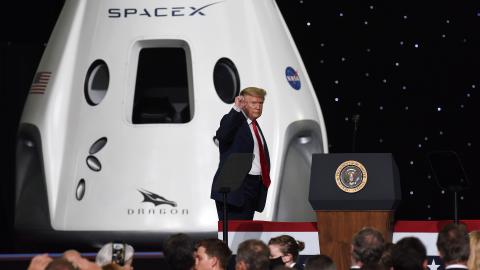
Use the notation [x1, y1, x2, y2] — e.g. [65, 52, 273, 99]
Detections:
[211, 87, 270, 220]
[436, 223, 469, 270]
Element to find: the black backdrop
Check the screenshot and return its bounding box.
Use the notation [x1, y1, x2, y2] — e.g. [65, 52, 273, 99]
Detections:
[1, 0, 478, 252]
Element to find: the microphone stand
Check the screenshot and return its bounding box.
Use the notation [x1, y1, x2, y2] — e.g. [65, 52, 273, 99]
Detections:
[351, 114, 360, 152]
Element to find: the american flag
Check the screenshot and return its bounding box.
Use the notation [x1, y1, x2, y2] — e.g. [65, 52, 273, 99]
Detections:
[30, 71, 52, 94]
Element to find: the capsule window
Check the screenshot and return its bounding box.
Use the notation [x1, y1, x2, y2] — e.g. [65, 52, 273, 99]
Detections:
[84, 60, 109, 106]
[213, 58, 240, 104]
[132, 47, 192, 124]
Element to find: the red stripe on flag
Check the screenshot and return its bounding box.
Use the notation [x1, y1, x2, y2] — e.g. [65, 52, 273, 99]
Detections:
[217, 220, 480, 233]
[218, 221, 318, 232]
[394, 220, 480, 232]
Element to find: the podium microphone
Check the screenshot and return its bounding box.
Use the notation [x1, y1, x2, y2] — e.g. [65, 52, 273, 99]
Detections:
[351, 114, 360, 152]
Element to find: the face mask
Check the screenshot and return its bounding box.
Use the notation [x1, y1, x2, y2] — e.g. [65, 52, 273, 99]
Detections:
[269, 256, 285, 269]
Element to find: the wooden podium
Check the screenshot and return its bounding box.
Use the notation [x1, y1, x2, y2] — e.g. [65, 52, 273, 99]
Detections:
[309, 153, 401, 270]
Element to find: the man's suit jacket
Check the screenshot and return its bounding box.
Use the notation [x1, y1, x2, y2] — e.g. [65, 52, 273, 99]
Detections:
[211, 108, 270, 212]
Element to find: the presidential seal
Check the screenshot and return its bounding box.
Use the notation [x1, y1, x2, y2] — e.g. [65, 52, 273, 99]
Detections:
[335, 160, 367, 193]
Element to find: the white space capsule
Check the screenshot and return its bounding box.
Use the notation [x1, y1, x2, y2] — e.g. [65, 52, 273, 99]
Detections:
[15, 0, 328, 243]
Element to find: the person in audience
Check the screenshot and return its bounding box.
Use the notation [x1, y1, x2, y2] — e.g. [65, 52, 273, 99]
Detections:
[436, 223, 469, 270]
[379, 242, 394, 270]
[391, 237, 427, 270]
[468, 231, 480, 270]
[195, 238, 232, 270]
[95, 242, 134, 270]
[235, 239, 270, 270]
[164, 233, 196, 270]
[268, 235, 305, 269]
[304, 255, 336, 270]
[45, 258, 77, 270]
[350, 227, 385, 269]
[27, 254, 53, 270]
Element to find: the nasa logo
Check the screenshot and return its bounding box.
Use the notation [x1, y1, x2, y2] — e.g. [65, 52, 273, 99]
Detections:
[285, 66, 301, 90]
[108, 2, 222, 18]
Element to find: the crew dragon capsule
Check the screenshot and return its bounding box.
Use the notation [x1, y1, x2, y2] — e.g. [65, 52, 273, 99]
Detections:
[15, 0, 328, 244]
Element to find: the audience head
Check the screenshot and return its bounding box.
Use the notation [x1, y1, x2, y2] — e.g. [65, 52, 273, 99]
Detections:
[392, 237, 427, 270]
[101, 264, 125, 270]
[304, 254, 336, 270]
[379, 242, 394, 270]
[468, 231, 480, 270]
[45, 258, 76, 270]
[436, 223, 470, 265]
[268, 235, 305, 264]
[351, 227, 385, 267]
[235, 239, 270, 270]
[268, 235, 305, 269]
[195, 238, 232, 270]
[95, 242, 134, 269]
[164, 233, 196, 270]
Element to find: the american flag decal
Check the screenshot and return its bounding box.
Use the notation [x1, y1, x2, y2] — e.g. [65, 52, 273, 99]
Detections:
[29, 71, 52, 94]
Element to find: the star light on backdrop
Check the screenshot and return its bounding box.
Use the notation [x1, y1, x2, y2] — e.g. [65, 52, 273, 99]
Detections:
[276, 0, 478, 220]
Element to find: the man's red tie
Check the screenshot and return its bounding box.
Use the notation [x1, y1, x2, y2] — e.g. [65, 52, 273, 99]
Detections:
[252, 120, 271, 188]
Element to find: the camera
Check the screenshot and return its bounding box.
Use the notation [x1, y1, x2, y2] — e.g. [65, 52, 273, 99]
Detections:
[111, 242, 126, 266]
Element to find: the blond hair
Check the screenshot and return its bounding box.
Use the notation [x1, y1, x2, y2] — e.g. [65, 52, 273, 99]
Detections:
[468, 231, 480, 270]
[240, 87, 267, 98]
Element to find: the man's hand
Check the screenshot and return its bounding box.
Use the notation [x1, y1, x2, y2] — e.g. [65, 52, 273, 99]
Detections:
[27, 254, 53, 270]
[234, 95, 246, 110]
